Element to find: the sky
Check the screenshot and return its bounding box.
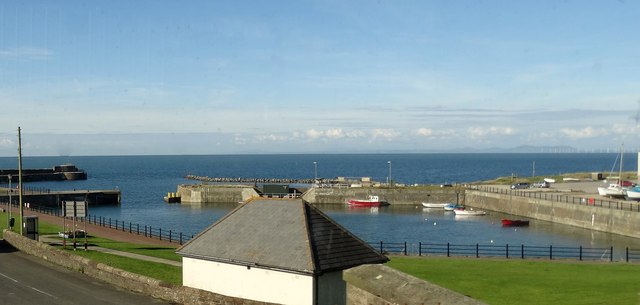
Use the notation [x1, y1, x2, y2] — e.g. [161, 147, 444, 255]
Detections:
[0, 0, 639, 156]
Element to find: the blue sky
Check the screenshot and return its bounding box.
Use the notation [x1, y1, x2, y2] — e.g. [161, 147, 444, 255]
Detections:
[0, 0, 639, 156]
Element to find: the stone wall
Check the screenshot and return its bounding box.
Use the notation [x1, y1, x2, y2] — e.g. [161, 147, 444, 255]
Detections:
[344, 264, 488, 305]
[303, 187, 464, 205]
[466, 189, 640, 239]
[178, 185, 260, 203]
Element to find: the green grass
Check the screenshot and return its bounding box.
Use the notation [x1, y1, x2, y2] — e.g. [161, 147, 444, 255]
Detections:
[387, 256, 640, 305]
[82, 236, 180, 261]
[58, 247, 182, 285]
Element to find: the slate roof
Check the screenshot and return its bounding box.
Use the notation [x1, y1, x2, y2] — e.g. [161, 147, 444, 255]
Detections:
[176, 199, 388, 275]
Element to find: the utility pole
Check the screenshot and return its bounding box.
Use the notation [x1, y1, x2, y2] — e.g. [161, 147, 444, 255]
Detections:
[18, 127, 23, 235]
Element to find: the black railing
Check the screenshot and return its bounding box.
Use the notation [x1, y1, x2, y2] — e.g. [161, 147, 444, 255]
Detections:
[17, 204, 194, 245]
[374, 241, 637, 262]
[474, 185, 640, 212]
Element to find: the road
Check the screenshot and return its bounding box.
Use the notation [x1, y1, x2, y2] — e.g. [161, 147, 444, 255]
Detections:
[0, 240, 172, 305]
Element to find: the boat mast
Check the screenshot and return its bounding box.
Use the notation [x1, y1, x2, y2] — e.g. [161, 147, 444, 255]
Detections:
[619, 143, 624, 186]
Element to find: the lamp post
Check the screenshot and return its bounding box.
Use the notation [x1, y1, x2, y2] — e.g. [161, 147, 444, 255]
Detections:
[313, 161, 318, 184]
[387, 161, 392, 186]
[7, 175, 11, 230]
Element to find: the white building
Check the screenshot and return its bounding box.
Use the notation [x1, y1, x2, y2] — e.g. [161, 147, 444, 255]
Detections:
[177, 199, 388, 305]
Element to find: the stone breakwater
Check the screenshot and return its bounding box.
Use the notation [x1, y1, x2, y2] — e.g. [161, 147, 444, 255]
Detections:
[185, 175, 319, 184]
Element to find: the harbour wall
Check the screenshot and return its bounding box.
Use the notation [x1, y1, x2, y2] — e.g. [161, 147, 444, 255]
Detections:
[176, 184, 464, 205]
[0, 190, 121, 207]
[466, 189, 640, 239]
[178, 185, 261, 203]
[302, 187, 464, 205]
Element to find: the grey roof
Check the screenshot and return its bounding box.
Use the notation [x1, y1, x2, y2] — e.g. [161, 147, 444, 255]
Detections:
[176, 199, 388, 275]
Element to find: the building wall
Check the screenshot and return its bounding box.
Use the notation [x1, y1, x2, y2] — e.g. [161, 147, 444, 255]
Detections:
[318, 271, 346, 305]
[183, 257, 314, 305]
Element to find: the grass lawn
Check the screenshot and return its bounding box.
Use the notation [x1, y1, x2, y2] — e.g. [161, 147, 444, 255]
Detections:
[387, 256, 640, 305]
[60, 248, 182, 285]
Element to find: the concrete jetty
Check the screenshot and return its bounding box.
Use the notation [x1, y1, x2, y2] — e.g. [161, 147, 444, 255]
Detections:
[0, 164, 87, 182]
[0, 188, 121, 207]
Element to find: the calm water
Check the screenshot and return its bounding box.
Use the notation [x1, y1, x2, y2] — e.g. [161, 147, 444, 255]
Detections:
[2, 153, 640, 256]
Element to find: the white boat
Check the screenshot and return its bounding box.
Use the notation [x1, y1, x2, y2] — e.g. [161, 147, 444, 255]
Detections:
[543, 178, 556, 183]
[421, 202, 449, 208]
[453, 209, 486, 216]
[598, 184, 627, 198]
[626, 187, 640, 201]
[597, 145, 629, 198]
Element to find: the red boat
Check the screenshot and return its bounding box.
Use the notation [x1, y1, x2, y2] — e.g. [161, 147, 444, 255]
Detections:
[501, 219, 530, 227]
[347, 195, 389, 207]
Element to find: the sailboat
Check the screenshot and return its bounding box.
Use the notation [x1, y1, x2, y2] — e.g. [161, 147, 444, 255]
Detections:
[597, 144, 628, 198]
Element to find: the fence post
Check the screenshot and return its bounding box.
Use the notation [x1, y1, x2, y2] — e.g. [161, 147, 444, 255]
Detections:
[404, 241, 407, 256]
[521, 244, 524, 259]
[122, 220, 125, 232]
[549, 245, 553, 260]
[476, 244, 479, 258]
[380, 241, 383, 254]
[626, 247, 629, 262]
[129, 222, 132, 233]
[579, 246, 582, 261]
[144, 225, 147, 237]
[610, 246, 613, 262]
[447, 242, 450, 257]
[109, 218, 111, 228]
[169, 230, 172, 243]
[180, 232, 183, 245]
[506, 244, 509, 259]
[418, 242, 422, 256]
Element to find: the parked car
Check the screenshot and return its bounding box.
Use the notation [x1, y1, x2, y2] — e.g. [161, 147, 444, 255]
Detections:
[533, 181, 550, 188]
[511, 182, 530, 189]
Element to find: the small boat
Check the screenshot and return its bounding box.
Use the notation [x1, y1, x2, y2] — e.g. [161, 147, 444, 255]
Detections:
[347, 195, 389, 207]
[422, 202, 449, 208]
[597, 184, 627, 199]
[501, 219, 530, 227]
[543, 178, 556, 183]
[444, 203, 464, 211]
[626, 186, 640, 201]
[453, 208, 486, 216]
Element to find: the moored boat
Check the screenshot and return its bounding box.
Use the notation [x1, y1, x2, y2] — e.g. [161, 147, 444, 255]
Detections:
[501, 219, 530, 227]
[421, 202, 449, 208]
[626, 186, 640, 201]
[347, 195, 389, 207]
[453, 208, 486, 216]
[444, 203, 464, 211]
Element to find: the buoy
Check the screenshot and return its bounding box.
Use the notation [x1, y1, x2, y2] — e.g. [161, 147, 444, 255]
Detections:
[433, 222, 437, 226]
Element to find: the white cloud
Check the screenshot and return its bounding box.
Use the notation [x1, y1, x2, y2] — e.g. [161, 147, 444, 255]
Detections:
[0, 139, 14, 148]
[468, 126, 515, 139]
[560, 126, 608, 139]
[371, 129, 399, 140]
[416, 128, 433, 137]
[0, 47, 52, 60]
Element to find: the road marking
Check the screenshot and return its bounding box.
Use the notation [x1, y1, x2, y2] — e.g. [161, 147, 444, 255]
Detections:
[0, 272, 18, 283]
[29, 286, 57, 298]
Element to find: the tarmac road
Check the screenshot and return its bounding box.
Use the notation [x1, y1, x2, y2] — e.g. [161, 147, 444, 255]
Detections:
[0, 240, 171, 305]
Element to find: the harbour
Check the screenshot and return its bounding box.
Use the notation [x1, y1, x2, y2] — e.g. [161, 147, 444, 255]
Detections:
[4, 153, 640, 257]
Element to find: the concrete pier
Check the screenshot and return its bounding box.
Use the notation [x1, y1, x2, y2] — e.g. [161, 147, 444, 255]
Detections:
[0, 164, 87, 182]
[0, 188, 120, 207]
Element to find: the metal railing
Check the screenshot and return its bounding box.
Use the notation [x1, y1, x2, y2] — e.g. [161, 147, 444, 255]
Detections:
[374, 241, 640, 263]
[474, 185, 640, 212]
[18, 204, 194, 245]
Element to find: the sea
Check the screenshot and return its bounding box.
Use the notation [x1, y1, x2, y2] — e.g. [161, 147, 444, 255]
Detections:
[2, 153, 640, 256]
